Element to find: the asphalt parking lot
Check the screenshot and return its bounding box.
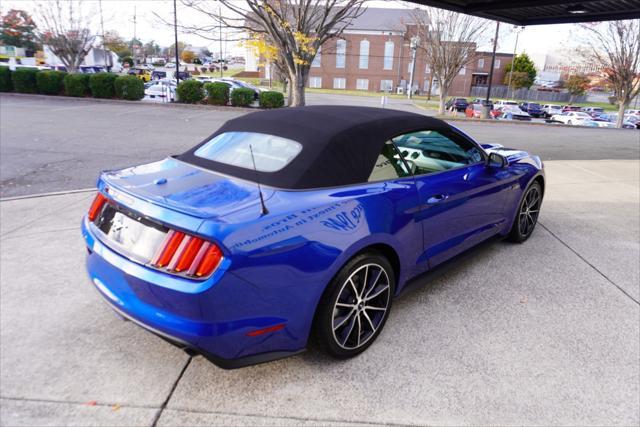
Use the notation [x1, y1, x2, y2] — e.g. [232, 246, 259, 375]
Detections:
[1, 94, 639, 426]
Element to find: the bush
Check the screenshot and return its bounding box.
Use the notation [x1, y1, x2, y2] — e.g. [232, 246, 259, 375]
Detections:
[259, 91, 284, 108]
[176, 80, 204, 103]
[114, 75, 145, 100]
[11, 68, 39, 93]
[0, 67, 12, 92]
[231, 87, 255, 107]
[89, 72, 118, 98]
[121, 56, 134, 67]
[204, 82, 229, 105]
[36, 70, 66, 95]
[63, 73, 90, 97]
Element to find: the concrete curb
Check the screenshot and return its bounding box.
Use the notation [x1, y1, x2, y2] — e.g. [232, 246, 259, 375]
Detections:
[0, 92, 256, 113]
[0, 188, 95, 202]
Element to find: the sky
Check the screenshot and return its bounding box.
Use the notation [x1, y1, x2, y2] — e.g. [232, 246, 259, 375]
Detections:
[2, 0, 582, 64]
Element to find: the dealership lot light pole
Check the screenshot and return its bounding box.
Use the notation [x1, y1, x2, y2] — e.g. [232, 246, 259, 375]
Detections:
[174, 0, 180, 84]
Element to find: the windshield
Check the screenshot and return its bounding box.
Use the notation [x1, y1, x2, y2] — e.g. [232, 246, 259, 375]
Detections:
[194, 132, 302, 172]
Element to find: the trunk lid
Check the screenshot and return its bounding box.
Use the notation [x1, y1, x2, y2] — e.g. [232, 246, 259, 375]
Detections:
[100, 157, 273, 220]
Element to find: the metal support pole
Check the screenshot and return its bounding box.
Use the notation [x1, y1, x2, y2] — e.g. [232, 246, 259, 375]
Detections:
[219, 3, 224, 78]
[482, 21, 500, 119]
[173, 0, 180, 84]
[507, 26, 523, 100]
[408, 36, 419, 100]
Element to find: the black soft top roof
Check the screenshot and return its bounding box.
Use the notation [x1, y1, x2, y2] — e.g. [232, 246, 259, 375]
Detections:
[179, 105, 452, 189]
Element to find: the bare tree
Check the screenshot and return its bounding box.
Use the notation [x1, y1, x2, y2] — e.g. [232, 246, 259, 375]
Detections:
[36, 0, 95, 73]
[181, 0, 365, 106]
[412, 8, 490, 114]
[581, 20, 640, 128]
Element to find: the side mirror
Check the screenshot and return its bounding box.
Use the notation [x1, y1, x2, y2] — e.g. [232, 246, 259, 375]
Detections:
[487, 152, 507, 168]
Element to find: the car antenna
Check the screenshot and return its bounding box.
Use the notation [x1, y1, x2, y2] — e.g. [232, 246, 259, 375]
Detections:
[249, 144, 269, 215]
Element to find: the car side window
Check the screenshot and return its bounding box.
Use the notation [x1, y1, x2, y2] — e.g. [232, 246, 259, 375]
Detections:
[392, 130, 483, 176]
[367, 141, 412, 182]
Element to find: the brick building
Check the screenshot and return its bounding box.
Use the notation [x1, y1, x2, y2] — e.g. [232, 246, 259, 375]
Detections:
[246, 8, 514, 97]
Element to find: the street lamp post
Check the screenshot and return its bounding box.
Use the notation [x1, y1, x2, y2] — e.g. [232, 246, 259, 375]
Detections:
[507, 26, 524, 100]
[482, 21, 500, 119]
[407, 36, 419, 100]
[173, 0, 180, 84]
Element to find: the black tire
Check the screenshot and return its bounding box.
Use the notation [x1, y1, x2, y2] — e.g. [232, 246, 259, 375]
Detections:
[313, 252, 395, 359]
[508, 181, 542, 243]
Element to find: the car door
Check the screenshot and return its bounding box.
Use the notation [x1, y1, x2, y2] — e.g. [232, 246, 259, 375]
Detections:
[392, 129, 511, 268]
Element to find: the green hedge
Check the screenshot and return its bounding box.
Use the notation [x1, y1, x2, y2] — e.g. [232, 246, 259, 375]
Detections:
[0, 67, 12, 92]
[89, 72, 118, 98]
[204, 82, 229, 105]
[176, 80, 204, 103]
[114, 75, 145, 100]
[63, 73, 90, 97]
[259, 91, 284, 108]
[231, 87, 255, 107]
[36, 70, 66, 95]
[12, 68, 39, 93]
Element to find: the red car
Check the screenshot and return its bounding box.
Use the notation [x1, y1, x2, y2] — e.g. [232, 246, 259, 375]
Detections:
[465, 103, 493, 118]
[562, 105, 582, 113]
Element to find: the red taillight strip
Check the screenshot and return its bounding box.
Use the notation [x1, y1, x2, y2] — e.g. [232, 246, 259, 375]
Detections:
[88, 193, 107, 221]
[246, 323, 285, 337]
[154, 230, 185, 268]
[195, 244, 223, 277]
[174, 237, 204, 272]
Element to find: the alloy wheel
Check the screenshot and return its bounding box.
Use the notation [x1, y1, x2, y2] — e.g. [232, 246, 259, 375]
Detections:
[331, 263, 391, 350]
[518, 186, 541, 237]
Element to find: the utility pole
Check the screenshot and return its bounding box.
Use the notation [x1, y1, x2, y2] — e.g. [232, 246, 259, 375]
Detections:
[173, 0, 180, 84]
[99, 0, 108, 70]
[219, 3, 224, 78]
[407, 36, 419, 99]
[507, 26, 524, 100]
[482, 21, 500, 119]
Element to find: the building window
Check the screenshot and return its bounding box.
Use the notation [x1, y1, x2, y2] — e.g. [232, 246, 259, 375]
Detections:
[383, 41, 394, 70]
[359, 39, 369, 69]
[333, 77, 346, 89]
[380, 79, 393, 92]
[478, 58, 485, 69]
[425, 64, 430, 74]
[494, 59, 501, 69]
[309, 76, 322, 88]
[356, 78, 369, 90]
[459, 67, 466, 75]
[336, 39, 346, 69]
[312, 46, 321, 68]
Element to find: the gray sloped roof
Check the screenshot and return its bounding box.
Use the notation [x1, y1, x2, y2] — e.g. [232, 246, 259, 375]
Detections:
[346, 8, 418, 31]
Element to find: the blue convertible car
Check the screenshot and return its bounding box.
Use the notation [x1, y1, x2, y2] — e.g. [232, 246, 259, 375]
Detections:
[82, 106, 544, 368]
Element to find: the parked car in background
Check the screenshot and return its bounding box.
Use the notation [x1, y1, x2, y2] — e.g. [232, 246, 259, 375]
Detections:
[562, 105, 582, 113]
[128, 68, 152, 82]
[445, 97, 469, 112]
[494, 100, 518, 109]
[174, 70, 191, 80]
[81, 106, 545, 368]
[519, 102, 543, 118]
[582, 107, 605, 117]
[551, 111, 592, 125]
[624, 109, 640, 116]
[541, 104, 563, 118]
[494, 105, 532, 121]
[144, 79, 176, 102]
[465, 103, 485, 119]
[209, 78, 260, 100]
[151, 70, 167, 81]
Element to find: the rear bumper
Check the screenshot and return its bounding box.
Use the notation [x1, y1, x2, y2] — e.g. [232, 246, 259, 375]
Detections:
[81, 217, 307, 369]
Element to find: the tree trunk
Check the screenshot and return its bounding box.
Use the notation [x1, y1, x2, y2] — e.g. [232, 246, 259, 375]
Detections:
[291, 71, 307, 107]
[287, 79, 292, 106]
[616, 101, 627, 128]
[438, 91, 447, 115]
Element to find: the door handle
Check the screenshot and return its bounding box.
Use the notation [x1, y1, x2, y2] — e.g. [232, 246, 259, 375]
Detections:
[426, 194, 449, 204]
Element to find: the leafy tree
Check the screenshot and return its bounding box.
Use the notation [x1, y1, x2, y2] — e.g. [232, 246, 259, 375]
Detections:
[504, 71, 531, 91]
[413, 8, 490, 114]
[565, 74, 590, 102]
[505, 53, 537, 89]
[581, 20, 640, 128]
[103, 31, 128, 56]
[181, 50, 195, 63]
[143, 40, 160, 57]
[1, 9, 39, 51]
[167, 41, 187, 59]
[201, 48, 212, 58]
[36, 0, 95, 73]
[181, 0, 365, 107]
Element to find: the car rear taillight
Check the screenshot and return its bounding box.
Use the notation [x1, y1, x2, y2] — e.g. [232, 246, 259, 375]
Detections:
[88, 193, 108, 221]
[151, 231, 222, 278]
